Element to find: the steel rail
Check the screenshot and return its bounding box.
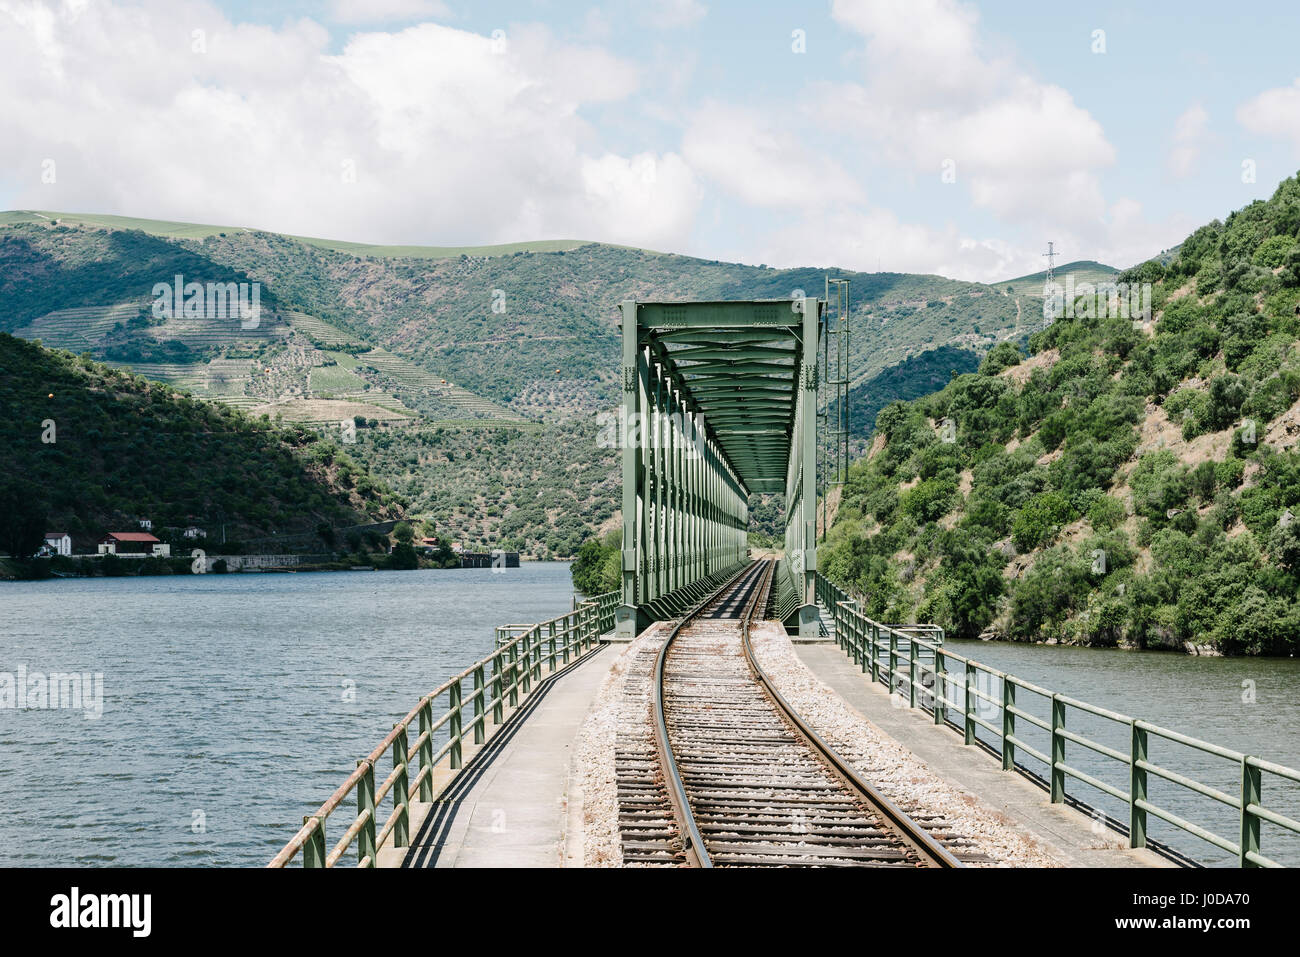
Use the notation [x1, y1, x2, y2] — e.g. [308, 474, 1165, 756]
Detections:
[652, 559, 961, 868]
[738, 563, 961, 868]
[650, 562, 768, 867]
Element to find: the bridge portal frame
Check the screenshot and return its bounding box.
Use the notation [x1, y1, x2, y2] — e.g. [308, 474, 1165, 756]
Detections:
[614, 297, 822, 638]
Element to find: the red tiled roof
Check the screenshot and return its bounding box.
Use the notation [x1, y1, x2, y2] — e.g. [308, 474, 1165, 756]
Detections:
[104, 532, 161, 542]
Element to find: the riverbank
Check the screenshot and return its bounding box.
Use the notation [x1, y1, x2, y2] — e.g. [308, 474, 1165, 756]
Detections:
[0, 551, 520, 580]
[971, 629, 1288, 658]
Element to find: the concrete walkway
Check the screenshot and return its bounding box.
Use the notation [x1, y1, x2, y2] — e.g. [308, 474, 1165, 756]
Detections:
[401, 645, 617, 868]
[795, 643, 1170, 868]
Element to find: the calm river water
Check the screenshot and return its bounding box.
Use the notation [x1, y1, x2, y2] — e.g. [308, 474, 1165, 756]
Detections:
[3, 565, 1298, 866]
[941, 638, 1300, 866]
[0, 563, 579, 866]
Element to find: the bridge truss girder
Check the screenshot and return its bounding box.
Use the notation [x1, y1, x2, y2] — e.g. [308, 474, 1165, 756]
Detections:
[614, 298, 823, 638]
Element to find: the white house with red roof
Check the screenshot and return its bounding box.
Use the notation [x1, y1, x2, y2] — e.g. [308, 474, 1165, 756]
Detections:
[98, 532, 170, 557]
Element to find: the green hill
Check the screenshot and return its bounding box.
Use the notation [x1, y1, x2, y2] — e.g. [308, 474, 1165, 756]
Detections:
[0, 209, 1139, 558]
[995, 259, 1120, 294]
[822, 171, 1300, 656]
[0, 333, 401, 557]
[0, 211, 1041, 409]
[0, 210, 619, 259]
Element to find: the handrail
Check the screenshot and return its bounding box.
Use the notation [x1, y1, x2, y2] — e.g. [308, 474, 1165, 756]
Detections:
[268, 590, 620, 868]
[816, 572, 1300, 868]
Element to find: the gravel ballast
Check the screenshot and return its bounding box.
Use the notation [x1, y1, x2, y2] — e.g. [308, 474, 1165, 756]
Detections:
[572, 622, 1063, 867]
[571, 625, 674, 866]
[749, 622, 1062, 866]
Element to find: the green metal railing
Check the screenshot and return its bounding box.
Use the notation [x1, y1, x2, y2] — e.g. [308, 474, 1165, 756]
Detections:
[580, 589, 619, 637]
[268, 590, 618, 868]
[817, 573, 1300, 868]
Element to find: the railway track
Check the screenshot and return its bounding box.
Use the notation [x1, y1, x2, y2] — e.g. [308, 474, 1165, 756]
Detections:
[616, 560, 965, 867]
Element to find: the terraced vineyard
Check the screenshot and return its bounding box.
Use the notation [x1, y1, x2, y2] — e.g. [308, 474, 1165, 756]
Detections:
[12, 303, 145, 350]
[285, 311, 366, 348]
[102, 359, 260, 419]
[308, 363, 369, 395]
[249, 397, 412, 425]
[360, 348, 525, 421]
[204, 359, 257, 395]
[150, 314, 288, 349]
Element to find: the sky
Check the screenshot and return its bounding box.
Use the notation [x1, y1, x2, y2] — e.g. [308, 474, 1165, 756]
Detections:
[3, 0, 1300, 282]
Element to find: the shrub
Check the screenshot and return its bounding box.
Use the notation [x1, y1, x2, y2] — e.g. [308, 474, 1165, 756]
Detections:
[979, 341, 1022, 376]
[1086, 495, 1127, 530]
[1254, 234, 1295, 269]
[1011, 491, 1073, 552]
[900, 476, 959, 523]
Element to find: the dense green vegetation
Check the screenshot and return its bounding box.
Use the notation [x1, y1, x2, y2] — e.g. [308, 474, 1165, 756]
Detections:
[0, 224, 277, 334]
[5, 210, 1067, 563]
[823, 173, 1300, 655]
[1, 214, 1044, 416]
[345, 419, 617, 559]
[570, 529, 622, 596]
[0, 334, 400, 555]
[845, 345, 984, 442]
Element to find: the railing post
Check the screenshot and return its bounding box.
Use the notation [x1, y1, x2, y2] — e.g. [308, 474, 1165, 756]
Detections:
[417, 700, 434, 802]
[854, 611, 865, 668]
[1130, 720, 1147, 849]
[888, 629, 898, 698]
[492, 654, 504, 724]
[302, 816, 326, 868]
[907, 634, 917, 709]
[449, 680, 463, 769]
[870, 623, 880, 683]
[933, 648, 946, 725]
[963, 660, 975, 745]
[473, 666, 486, 745]
[533, 626, 543, 682]
[518, 635, 531, 697]
[549, 619, 558, 672]
[1240, 757, 1261, 867]
[1050, 694, 1065, 803]
[357, 759, 377, 866]
[507, 641, 519, 707]
[392, 725, 410, 848]
[1001, 678, 1015, 770]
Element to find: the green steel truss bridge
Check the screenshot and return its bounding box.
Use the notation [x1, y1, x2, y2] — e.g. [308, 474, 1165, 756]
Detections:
[613, 297, 828, 638]
[269, 295, 1300, 871]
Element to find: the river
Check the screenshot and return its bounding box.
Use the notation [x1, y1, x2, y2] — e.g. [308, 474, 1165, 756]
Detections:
[3, 566, 1298, 866]
[942, 638, 1300, 866]
[0, 563, 578, 867]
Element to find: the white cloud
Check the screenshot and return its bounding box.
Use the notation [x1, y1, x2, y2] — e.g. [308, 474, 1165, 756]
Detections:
[681, 102, 865, 210]
[679, 0, 1190, 284]
[329, 0, 450, 25]
[579, 152, 701, 246]
[673, 1, 1138, 283]
[1167, 104, 1210, 178]
[0, 1, 699, 250]
[827, 0, 1115, 229]
[752, 206, 1019, 281]
[0, 0, 1196, 284]
[1238, 79, 1300, 154]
